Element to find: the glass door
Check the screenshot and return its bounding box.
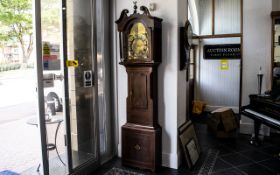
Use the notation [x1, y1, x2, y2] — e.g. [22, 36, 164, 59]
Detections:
[64, 0, 99, 172]
[34, 0, 99, 174]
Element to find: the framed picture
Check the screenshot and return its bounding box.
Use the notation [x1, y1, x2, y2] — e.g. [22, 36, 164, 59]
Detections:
[185, 138, 199, 165]
[179, 120, 200, 169]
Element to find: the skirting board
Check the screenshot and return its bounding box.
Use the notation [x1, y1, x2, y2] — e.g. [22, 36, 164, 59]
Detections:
[162, 152, 180, 169]
[204, 105, 239, 113]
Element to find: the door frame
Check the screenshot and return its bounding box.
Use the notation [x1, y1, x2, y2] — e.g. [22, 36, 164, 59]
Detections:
[34, 0, 101, 174]
[61, 0, 101, 173]
[33, 0, 50, 174]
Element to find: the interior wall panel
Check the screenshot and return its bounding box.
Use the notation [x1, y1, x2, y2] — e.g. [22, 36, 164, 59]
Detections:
[196, 38, 241, 109]
[215, 0, 241, 34]
[198, 0, 212, 35]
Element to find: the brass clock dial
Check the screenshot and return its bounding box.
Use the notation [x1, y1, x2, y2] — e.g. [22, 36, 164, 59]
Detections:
[128, 22, 149, 60]
[184, 20, 193, 49]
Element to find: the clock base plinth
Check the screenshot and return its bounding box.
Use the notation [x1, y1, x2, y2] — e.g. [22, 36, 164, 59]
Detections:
[122, 123, 162, 172]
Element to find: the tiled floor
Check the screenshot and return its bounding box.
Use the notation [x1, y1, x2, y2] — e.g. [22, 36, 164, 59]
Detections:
[92, 115, 280, 175]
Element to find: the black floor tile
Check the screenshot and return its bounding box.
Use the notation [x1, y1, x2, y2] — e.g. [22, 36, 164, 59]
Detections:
[256, 140, 275, 149]
[222, 140, 255, 152]
[220, 153, 253, 166]
[212, 144, 235, 156]
[259, 146, 280, 157]
[146, 167, 184, 175]
[237, 163, 275, 175]
[187, 151, 208, 173]
[240, 150, 272, 162]
[211, 158, 233, 172]
[260, 158, 280, 174]
[197, 135, 220, 148]
[212, 168, 245, 175]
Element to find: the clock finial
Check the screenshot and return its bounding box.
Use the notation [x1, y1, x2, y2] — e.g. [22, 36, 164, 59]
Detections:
[133, 1, 138, 14]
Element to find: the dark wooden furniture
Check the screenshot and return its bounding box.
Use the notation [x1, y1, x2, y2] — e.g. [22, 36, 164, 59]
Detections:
[115, 4, 162, 172]
[241, 95, 280, 146]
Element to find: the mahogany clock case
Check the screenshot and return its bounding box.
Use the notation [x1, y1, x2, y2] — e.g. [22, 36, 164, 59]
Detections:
[122, 123, 161, 172]
[116, 5, 163, 172]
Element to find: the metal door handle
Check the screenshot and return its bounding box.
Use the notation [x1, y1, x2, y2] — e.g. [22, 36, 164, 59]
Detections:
[54, 74, 64, 81]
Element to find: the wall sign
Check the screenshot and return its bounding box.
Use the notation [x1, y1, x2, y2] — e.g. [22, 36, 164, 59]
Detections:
[220, 60, 229, 70]
[204, 44, 241, 59]
[83, 70, 93, 87]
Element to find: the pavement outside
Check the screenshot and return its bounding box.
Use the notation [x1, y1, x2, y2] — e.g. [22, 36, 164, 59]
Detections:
[0, 69, 66, 173]
[0, 113, 66, 173]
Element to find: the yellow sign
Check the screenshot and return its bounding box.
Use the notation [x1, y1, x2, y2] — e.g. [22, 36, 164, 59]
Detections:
[43, 43, 50, 55]
[66, 60, 79, 67]
[220, 60, 229, 70]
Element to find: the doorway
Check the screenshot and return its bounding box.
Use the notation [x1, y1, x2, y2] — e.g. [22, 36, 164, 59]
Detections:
[188, 0, 243, 113]
[31, 0, 113, 174]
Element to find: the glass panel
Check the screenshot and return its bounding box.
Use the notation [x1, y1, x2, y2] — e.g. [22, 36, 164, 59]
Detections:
[0, 1, 42, 173]
[188, 0, 199, 35]
[189, 64, 194, 80]
[66, 0, 98, 169]
[190, 48, 195, 64]
[96, 0, 114, 162]
[189, 48, 195, 80]
[274, 19, 280, 63]
[215, 0, 241, 34]
[273, 18, 280, 89]
[40, 0, 68, 174]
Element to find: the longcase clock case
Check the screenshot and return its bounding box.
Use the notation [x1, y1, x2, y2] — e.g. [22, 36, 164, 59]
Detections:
[116, 5, 162, 172]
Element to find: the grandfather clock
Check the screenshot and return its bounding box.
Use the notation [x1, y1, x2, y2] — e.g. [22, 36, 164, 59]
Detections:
[116, 3, 162, 172]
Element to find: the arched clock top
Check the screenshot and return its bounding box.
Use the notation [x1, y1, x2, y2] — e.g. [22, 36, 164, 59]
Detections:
[140, 6, 151, 16]
[116, 6, 162, 31]
[115, 9, 129, 26]
[116, 4, 162, 65]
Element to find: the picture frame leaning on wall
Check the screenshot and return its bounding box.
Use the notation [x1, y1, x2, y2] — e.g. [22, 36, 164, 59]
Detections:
[179, 120, 201, 169]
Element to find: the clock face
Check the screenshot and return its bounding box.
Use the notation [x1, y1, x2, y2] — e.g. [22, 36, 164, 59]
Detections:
[128, 22, 149, 60]
[185, 21, 193, 48]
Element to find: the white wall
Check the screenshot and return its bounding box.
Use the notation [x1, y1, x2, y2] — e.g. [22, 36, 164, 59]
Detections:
[114, 0, 187, 169]
[240, 0, 272, 133]
[177, 0, 188, 133]
[272, 0, 280, 11]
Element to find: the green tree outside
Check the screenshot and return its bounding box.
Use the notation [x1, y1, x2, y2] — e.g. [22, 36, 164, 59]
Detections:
[0, 0, 33, 64]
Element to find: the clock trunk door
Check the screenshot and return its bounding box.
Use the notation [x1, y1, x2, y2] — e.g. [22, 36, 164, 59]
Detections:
[127, 67, 154, 126]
